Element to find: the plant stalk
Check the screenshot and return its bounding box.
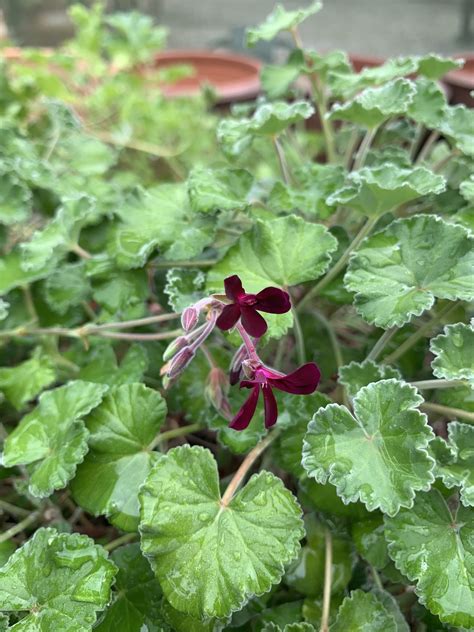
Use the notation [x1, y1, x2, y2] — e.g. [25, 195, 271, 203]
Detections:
[0, 510, 41, 544]
[148, 422, 204, 451]
[366, 327, 397, 362]
[320, 528, 333, 632]
[421, 402, 474, 424]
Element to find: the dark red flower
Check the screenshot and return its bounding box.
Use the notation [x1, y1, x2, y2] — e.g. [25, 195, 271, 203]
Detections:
[230, 362, 321, 431]
[216, 275, 291, 338]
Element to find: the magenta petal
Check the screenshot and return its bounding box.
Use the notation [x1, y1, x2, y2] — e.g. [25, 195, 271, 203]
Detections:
[229, 386, 260, 431]
[216, 303, 241, 331]
[269, 362, 321, 395]
[255, 287, 291, 314]
[262, 385, 278, 428]
[240, 305, 268, 338]
[224, 275, 245, 300]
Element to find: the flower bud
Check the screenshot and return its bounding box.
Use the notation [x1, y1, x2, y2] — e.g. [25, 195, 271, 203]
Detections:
[205, 367, 231, 418]
[162, 335, 188, 362]
[167, 346, 195, 378]
[181, 306, 199, 332]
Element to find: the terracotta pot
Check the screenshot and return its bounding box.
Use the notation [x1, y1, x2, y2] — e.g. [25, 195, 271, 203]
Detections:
[151, 50, 261, 104]
[348, 54, 385, 73]
[443, 54, 474, 107]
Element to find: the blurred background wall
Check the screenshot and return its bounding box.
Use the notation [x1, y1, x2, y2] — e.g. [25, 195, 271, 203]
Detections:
[0, 0, 473, 58]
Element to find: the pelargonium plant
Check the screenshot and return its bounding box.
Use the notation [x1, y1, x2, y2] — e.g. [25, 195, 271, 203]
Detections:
[0, 1, 473, 631]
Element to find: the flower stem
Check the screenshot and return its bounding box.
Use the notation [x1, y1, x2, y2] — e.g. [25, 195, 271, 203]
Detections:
[366, 327, 397, 362]
[372, 566, 384, 590]
[312, 310, 344, 371]
[297, 216, 379, 311]
[150, 259, 217, 269]
[421, 402, 474, 424]
[0, 499, 31, 519]
[98, 329, 181, 341]
[21, 285, 38, 323]
[382, 301, 458, 365]
[353, 126, 378, 171]
[88, 312, 181, 330]
[235, 321, 260, 363]
[221, 431, 279, 507]
[0, 510, 42, 544]
[410, 379, 466, 390]
[70, 243, 92, 259]
[320, 528, 333, 632]
[415, 129, 439, 165]
[291, 305, 306, 364]
[104, 532, 138, 552]
[272, 135, 292, 184]
[147, 422, 204, 451]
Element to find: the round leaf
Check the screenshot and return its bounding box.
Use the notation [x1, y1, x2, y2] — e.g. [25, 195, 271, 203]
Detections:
[71, 383, 167, 532]
[338, 360, 401, 399]
[302, 380, 435, 516]
[385, 489, 474, 628]
[246, 2, 322, 46]
[139, 445, 304, 619]
[331, 590, 398, 632]
[344, 215, 474, 328]
[0, 348, 56, 411]
[430, 322, 474, 386]
[0, 528, 117, 631]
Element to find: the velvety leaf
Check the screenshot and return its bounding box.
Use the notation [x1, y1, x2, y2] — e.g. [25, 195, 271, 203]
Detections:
[438, 105, 474, 157]
[385, 489, 474, 628]
[187, 168, 253, 213]
[460, 175, 474, 203]
[0, 249, 54, 295]
[262, 624, 315, 632]
[246, 2, 322, 46]
[302, 380, 435, 516]
[77, 343, 149, 387]
[217, 102, 314, 157]
[20, 196, 98, 271]
[352, 516, 389, 569]
[0, 347, 56, 410]
[139, 445, 304, 619]
[91, 268, 148, 317]
[261, 55, 304, 99]
[329, 56, 418, 97]
[0, 543, 15, 569]
[71, 383, 166, 531]
[298, 477, 370, 521]
[408, 78, 447, 128]
[95, 543, 166, 632]
[430, 322, 474, 385]
[338, 360, 402, 399]
[0, 300, 7, 321]
[327, 165, 445, 216]
[430, 422, 474, 507]
[416, 54, 463, 79]
[162, 600, 227, 632]
[44, 262, 91, 314]
[0, 172, 32, 225]
[164, 267, 206, 312]
[329, 79, 416, 128]
[345, 215, 474, 328]
[331, 590, 398, 632]
[2, 381, 107, 498]
[107, 184, 214, 269]
[0, 528, 117, 631]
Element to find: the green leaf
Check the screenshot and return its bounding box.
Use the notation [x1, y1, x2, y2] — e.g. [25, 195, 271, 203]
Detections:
[164, 267, 206, 312]
[338, 360, 402, 399]
[408, 78, 447, 128]
[2, 381, 107, 498]
[416, 54, 463, 79]
[327, 165, 445, 216]
[298, 477, 370, 520]
[430, 422, 474, 507]
[187, 168, 253, 213]
[0, 528, 116, 631]
[263, 624, 315, 632]
[208, 215, 337, 338]
[331, 590, 399, 632]
[285, 516, 354, 597]
[107, 184, 214, 269]
[460, 175, 474, 203]
[0, 348, 56, 410]
[0, 173, 32, 225]
[139, 445, 304, 619]
[20, 196, 98, 272]
[438, 105, 474, 157]
[77, 343, 149, 387]
[0, 249, 54, 295]
[246, 2, 322, 46]
[302, 380, 435, 516]
[385, 489, 474, 628]
[44, 262, 91, 314]
[217, 102, 314, 157]
[430, 322, 474, 386]
[162, 600, 227, 631]
[351, 516, 389, 569]
[0, 300, 7, 321]
[71, 383, 166, 531]
[95, 543, 166, 632]
[329, 56, 418, 97]
[91, 268, 148, 317]
[329, 79, 416, 128]
[345, 215, 474, 328]
[272, 392, 331, 477]
[261, 54, 304, 99]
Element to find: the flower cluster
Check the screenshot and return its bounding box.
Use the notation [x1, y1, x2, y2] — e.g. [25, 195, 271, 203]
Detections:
[163, 275, 320, 430]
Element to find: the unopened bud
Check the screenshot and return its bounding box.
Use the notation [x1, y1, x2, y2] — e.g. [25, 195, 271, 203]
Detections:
[167, 346, 195, 378]
[181, 306, 199, 332]
[229, 344, 247, 385]
[205, 367, 231, 417]
[163, 335, 188, 362]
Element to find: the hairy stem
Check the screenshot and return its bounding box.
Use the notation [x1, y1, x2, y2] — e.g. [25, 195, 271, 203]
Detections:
[410, 379, 466, 390]
[150, 259, 217, 269]
[148, 422, 204, 451]
[298, 215, 379, 311]
[221, 431, 279, 506]
[0, 499, 31, 519]
[366, 327, 397, 362]
[273, 135, 292, 184]
[235, 321, 260, 363]
[0, 510, 42, 544]
[421, 402, 474, 424]
[353, 126, 378, 171]
[292, 305, 306, 364]
[104, 532, 138, 552]
[320, 528, 333, 632]
[21, 285, 38, 323]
